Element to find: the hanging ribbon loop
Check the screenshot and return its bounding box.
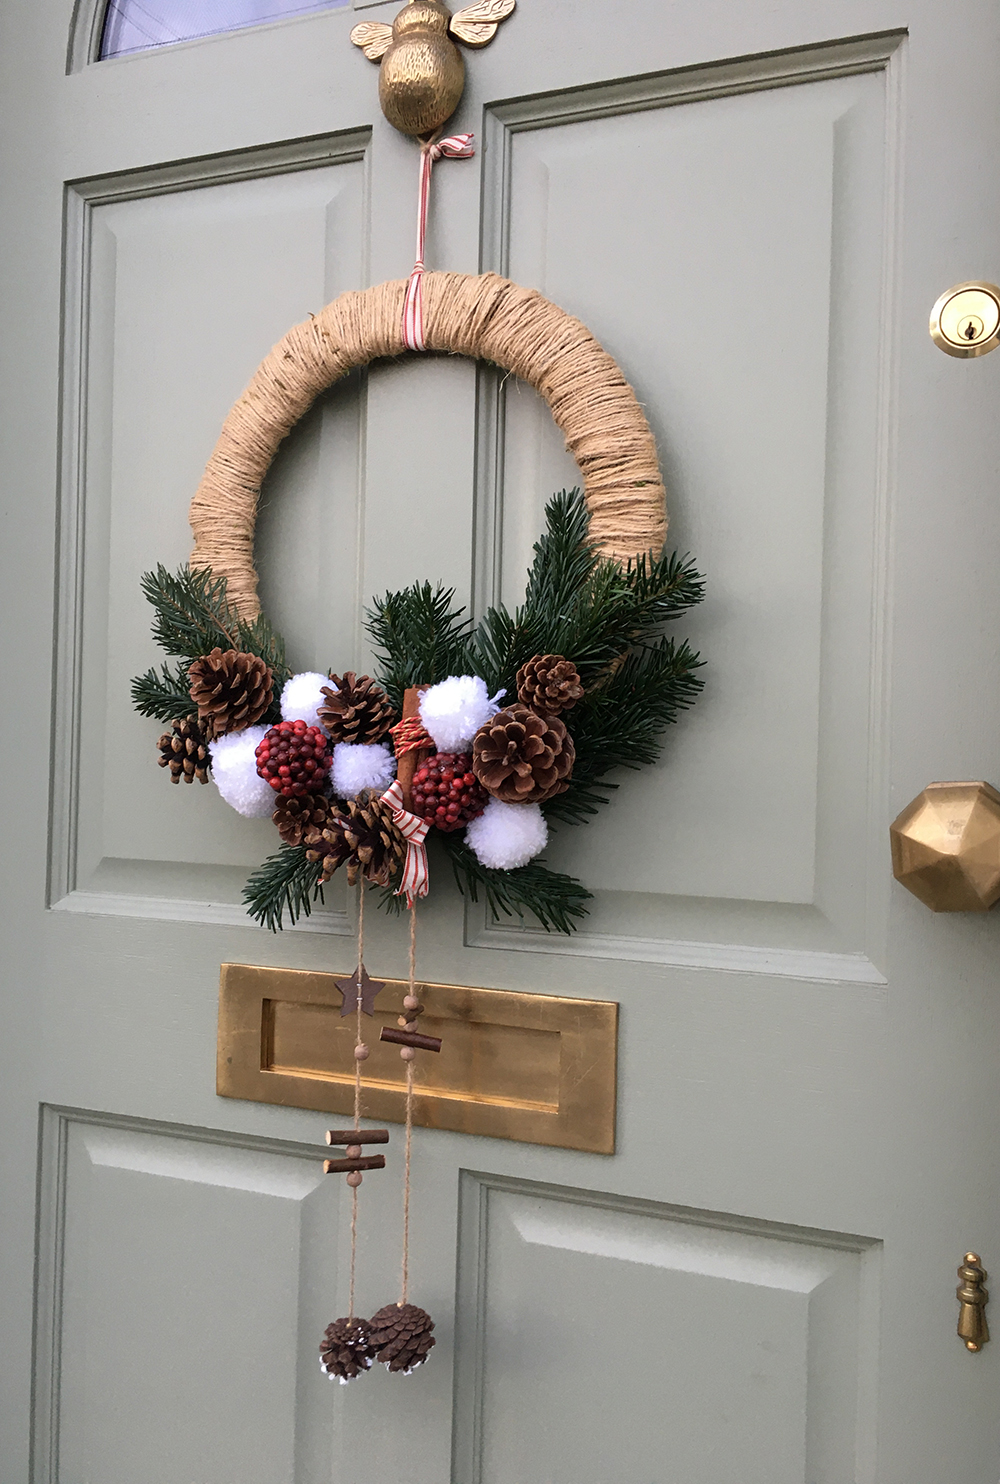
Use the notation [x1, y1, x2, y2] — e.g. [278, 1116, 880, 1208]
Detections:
[381, 779, 431, 907]
[401, 132, 475, 351]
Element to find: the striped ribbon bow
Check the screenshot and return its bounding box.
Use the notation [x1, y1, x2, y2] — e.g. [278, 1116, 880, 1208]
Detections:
[401, 132, 476, 351]
[380, 779, 431, 908]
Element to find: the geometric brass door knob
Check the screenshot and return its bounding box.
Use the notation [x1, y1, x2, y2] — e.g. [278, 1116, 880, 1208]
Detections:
[890, 781, 1000, 911]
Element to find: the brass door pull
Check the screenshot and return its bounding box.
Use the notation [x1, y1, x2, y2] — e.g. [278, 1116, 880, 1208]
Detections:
[890, 782, 1000, 911]
[958, 1253, 990, 1352]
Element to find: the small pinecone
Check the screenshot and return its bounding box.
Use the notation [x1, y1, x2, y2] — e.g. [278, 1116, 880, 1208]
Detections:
[273, 792, 331, 846]
[472, 704, 575, 804]
[411, 752, 488, 833]
[255, 720, 333, 799]
[304, 819, 354, 884]
[306, 793, 406, 887]
[188, 648, 273, 739]
[369, 1302, 436, 1374]
[318, 673, 396, 745]
[516, 653, 584, 715]
[319, 1316, 377, 1383]
[157, 716, 210, 784]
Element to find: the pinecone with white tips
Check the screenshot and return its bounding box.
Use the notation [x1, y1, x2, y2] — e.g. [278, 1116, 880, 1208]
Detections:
[319, 1316, 377, 1383]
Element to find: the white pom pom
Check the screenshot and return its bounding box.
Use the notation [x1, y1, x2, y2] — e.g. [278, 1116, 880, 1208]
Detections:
[419, 675, 501, 753]
[209, 726, 274, 818]
[465, 798, 548, 870]
[330, 742, 396, 799]
[281, 672, 332, 731]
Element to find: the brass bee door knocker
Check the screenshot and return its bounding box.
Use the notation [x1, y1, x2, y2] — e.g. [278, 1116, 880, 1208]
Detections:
[351, 0, 516, 137]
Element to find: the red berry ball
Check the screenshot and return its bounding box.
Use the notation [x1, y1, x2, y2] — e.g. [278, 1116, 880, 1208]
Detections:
[255, 722, 332, 798]
[410, 751, 487, 833]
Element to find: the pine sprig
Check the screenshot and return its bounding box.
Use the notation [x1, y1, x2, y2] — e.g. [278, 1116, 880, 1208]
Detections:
[366, 581, 475, 709]
[139, 564, 290, 681]
[243, 845, 325, 932]
[442, 836, 592, 934]
[130, 660, 198, 723]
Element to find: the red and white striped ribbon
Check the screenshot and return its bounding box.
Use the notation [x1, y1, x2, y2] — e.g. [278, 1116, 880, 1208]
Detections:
[401, 133, 475, 352]
[380, 779, 431, 907]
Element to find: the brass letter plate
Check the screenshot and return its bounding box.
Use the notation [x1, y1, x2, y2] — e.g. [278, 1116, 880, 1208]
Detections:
[217, 964, 618, 1154]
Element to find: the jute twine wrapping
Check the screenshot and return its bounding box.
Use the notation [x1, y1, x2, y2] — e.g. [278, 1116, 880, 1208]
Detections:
[189, 272, 668, 618]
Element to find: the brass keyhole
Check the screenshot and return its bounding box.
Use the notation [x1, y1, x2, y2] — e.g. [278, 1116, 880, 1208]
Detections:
[960, 316, 984, 341]
[931, 282, 1000, 356]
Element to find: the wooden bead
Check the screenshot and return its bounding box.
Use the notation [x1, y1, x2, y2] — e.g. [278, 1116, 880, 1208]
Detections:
[346, 1171, 363, 1187]
[346, 1145, 362, 1158]
[400, 1046, 417, 1061]
[403, 995, 420, 1011]
[354, 1044, 369, 1061]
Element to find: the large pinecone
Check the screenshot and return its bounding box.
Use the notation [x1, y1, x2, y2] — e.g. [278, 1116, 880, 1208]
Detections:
[157, 716, 210, 784]
[319, 1316, 377, 1383]
[369, 1303, 436, 1374]
[273, 792, 331, 846]
[318, 673, 396, 745]
[516, 653, 584, 715]
[188, 648, 273, 739]
[472, 705, 575, 804]
[305, 792, 406, 887]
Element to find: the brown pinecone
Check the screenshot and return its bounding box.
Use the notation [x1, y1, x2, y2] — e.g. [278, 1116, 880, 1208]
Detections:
[369, 1302, 436, 1374]
[472, 704, 575, 804]
[273, 792, 331, 846]
[516, 653, 584, 715]
[305, 793, 406, 887]
[319, 1316, 377, 1383]
[318, 673, 396, 745]
[188, 648, 273, 739]
[157, 716, 209, 784]
[304, 818, 354, 884]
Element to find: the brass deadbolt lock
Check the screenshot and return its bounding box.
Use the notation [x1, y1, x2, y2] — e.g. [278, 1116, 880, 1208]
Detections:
[930, 282, 1000, 357]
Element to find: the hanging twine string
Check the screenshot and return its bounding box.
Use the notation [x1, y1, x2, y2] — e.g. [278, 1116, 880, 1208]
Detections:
[401, 132, 475, 351]
[348, 882, 366, 1322]
[399, 904, 418, 1307]
[389, 715, 433, 756]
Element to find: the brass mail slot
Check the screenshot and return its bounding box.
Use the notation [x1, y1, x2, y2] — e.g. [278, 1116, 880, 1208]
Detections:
[217, 963, 617, 1154]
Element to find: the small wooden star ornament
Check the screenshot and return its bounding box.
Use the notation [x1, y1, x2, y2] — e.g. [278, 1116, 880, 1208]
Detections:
[336, 966, 385, 1017]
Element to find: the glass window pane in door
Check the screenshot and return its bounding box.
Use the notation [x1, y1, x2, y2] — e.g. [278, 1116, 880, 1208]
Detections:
[100, 0, 349, 58]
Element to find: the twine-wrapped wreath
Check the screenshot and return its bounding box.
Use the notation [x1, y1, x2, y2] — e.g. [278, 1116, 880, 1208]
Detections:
[189, 271, 667, 615]
[135, 269, 704, 934]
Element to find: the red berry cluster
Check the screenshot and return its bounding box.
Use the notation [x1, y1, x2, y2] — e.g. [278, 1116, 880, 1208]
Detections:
[255, 720, 331, 798]
[411, 752, 487, 833]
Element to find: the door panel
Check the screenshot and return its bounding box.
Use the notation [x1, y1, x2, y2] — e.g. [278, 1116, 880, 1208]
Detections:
[3, 2, 1000, 1482]
[453, 1173, 880, 1484]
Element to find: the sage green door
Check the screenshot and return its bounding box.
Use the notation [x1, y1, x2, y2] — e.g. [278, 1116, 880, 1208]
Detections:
[3, 1, 1000, 1480]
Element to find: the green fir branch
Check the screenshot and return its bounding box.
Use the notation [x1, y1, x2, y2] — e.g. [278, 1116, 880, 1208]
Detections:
[365, 581, 475, 710]
[130, 661, 198, 723]
[442, 836, 592, 934]
[242, 844, 325, 932]
[139, 564, 290, 682]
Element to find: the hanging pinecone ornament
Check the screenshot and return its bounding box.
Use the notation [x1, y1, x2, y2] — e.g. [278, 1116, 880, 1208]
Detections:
[305, 792, 407, 887]
[411, 752, 488, 832]
[516, 654, 584, 715]
[273, 791, 331, 846]
[187, 648, 273, 739]
[157, 716, 210, 784]
[255, 719, 333, 799]
[319, 673, 396, 746]
[472, 705, 575, 804]
[369, 1303, 436, 1374]
[319, 1316, 378, 1384]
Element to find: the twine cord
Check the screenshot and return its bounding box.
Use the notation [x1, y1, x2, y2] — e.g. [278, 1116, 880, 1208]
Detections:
[402, 131, 476, 352]
[348, 882, 366, 1323]
[189, 274, 667, 617]
[400, 903, 417, 1307]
